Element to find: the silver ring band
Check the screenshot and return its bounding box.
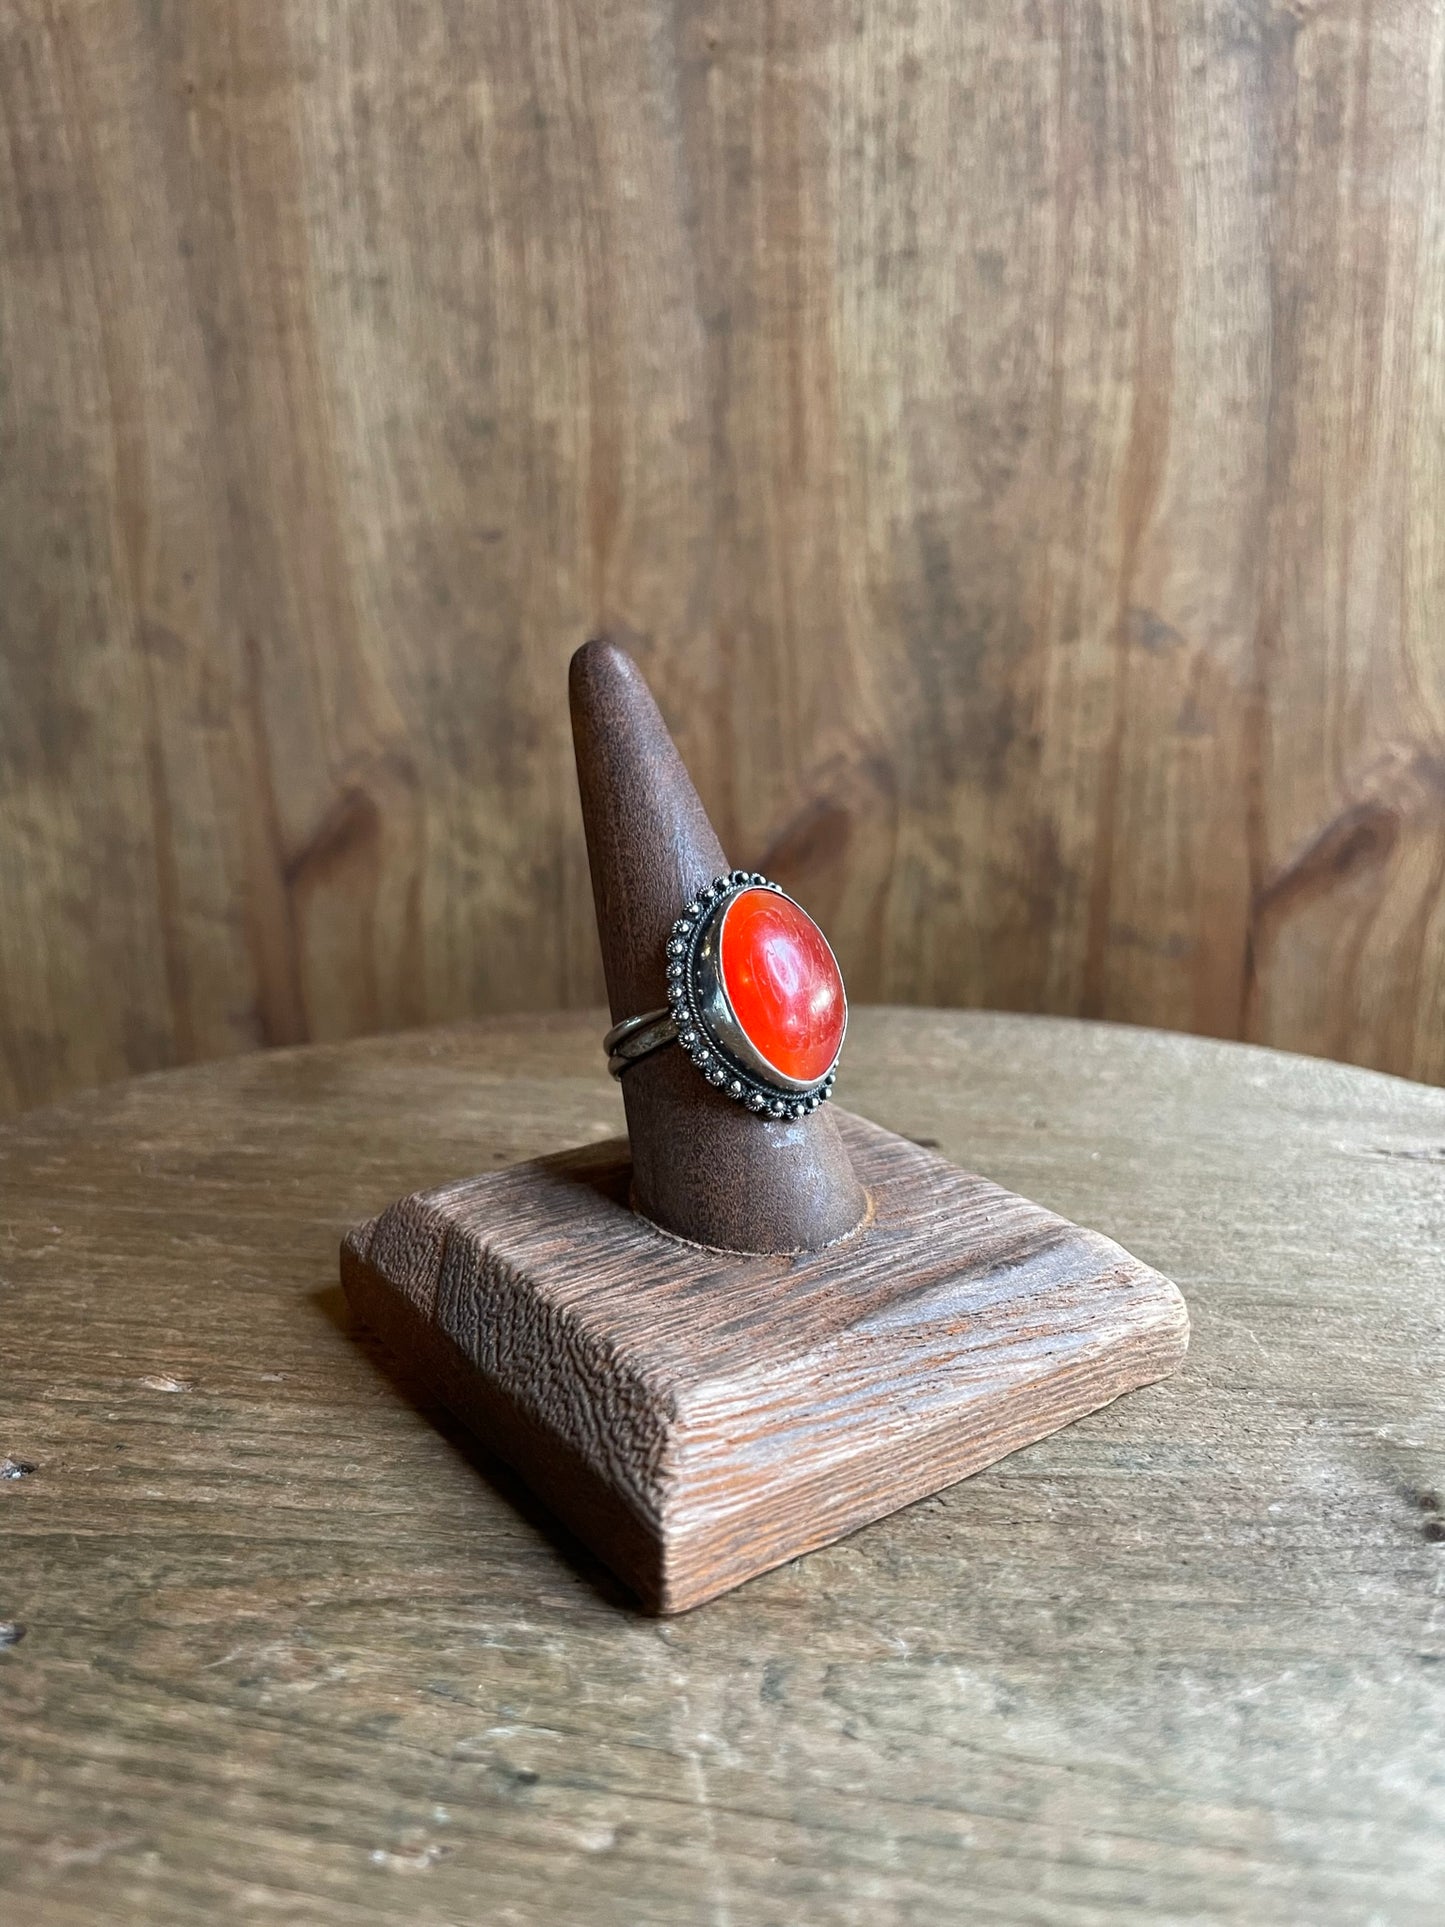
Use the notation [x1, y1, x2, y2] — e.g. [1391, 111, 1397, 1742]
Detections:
[604, 1008, 678, 1077]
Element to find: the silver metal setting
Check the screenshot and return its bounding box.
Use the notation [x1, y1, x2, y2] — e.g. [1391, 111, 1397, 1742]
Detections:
[605, 869, 845, 1119]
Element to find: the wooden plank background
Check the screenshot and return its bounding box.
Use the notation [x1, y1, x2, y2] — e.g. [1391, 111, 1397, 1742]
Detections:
[2, 0, 1443, 1115]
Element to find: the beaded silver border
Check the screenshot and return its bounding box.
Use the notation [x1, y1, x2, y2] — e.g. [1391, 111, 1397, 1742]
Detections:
[663, 870, 843, 1118]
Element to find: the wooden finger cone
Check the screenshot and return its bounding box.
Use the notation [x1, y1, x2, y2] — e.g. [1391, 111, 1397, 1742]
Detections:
[569, 636, 866, 1252]
[342, 639, 1188, 1612]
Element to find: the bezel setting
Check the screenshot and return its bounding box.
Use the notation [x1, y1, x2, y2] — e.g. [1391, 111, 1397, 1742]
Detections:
[666, 870, 845, 1118]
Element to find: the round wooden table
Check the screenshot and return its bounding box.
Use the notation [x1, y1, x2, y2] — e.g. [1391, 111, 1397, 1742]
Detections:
[2, 1011, 1442, 1924]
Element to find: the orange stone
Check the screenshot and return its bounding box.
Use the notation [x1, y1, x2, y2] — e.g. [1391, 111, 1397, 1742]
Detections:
[718, 888, 845, 1084]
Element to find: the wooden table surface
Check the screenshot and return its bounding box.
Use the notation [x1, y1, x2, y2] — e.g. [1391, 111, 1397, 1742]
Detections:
[2, 1010, 1442, 1925]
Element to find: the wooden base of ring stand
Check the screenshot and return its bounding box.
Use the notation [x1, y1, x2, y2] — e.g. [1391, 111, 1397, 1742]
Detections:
[341, 1108, 1188, 1614]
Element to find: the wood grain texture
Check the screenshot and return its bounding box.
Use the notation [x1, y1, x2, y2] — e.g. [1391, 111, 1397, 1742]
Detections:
[1, 1009, 1442, 1923]
[4, 3, 1445, 1115]
[342, 1112, 1187, 1611]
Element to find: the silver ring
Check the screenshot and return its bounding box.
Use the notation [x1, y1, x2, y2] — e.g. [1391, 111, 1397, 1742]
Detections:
[602, 869, 846, 1119]
[604, 1008, 678, 1076]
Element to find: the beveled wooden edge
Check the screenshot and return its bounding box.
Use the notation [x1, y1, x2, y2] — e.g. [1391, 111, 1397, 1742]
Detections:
[341, 1114, 1189, 1614]
[655, 1307, 1188, 1612]
[343, 1214, 1187, 1613]
[342, 1226, 671, 1608]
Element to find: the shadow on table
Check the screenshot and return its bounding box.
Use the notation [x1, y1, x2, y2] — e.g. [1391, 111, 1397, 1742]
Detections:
[311, 1280, 636, 1616]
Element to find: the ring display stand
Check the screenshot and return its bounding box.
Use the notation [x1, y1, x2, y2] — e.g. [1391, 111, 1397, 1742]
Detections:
[342, 639, 1188, 1612]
